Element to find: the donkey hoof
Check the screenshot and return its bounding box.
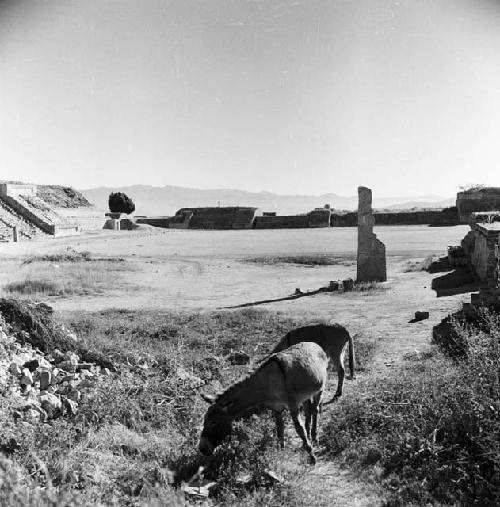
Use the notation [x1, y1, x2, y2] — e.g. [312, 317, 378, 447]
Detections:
[308, 453, 317, 465]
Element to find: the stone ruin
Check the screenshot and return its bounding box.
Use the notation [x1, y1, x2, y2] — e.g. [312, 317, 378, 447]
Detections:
[356, 186, 387, 282]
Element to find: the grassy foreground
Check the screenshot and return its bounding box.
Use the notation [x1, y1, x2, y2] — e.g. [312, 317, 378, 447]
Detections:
[0, 306, 376, 506]
[2, 291, 498, 505]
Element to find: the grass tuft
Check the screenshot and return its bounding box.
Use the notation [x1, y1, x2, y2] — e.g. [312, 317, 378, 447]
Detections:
[4, 279, 63, 296]
[21, 250, 125, 265]
[245, 254, 356, 267]
[3, 256, 132, 298]
[352, 281, 389, 292]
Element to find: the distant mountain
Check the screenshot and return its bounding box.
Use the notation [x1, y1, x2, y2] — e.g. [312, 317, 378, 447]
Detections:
[79, 185, 455, 216]
[381, 198, 456, 211]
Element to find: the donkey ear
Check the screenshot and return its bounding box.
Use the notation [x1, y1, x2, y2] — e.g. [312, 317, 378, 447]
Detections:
[200, 393, 215, 404]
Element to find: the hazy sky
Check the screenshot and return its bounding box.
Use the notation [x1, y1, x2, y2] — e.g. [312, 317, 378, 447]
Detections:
[1, 0, 500, 197]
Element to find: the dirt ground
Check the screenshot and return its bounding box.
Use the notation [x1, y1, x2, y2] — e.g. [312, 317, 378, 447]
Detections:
[0, 225, 469, 316]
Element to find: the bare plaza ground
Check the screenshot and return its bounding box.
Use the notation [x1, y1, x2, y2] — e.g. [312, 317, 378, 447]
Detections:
[0, 225, 469, 314]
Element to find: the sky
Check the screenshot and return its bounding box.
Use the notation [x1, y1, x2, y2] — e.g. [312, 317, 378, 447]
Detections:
[1, 0, 500, 197]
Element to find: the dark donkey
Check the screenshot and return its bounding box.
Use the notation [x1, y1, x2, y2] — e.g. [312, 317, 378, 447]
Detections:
[271, 323, 355, 404]
[199, 342, 328, 464]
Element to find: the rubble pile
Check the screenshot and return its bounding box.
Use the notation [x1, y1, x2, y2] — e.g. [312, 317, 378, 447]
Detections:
[0, 304, 110, 425]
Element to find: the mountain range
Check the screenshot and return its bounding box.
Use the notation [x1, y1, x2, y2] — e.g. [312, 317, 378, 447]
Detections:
[79, 185, 455, 216]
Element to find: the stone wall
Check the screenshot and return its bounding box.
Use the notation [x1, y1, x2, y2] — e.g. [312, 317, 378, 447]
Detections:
[330, 212, 357, 227]
[0, 183, 37, 199]
[254, 208, 330, 229]
[331, 209, 458, 227]
[176, 207, 259, 230]
[462, 222, 500, 282]
[254, 214, 310, 229]
[136, 216, 173, 228]
[136, 207, 329, 230]
[54, 208, 107, 232]
[456, 187, 500, 223]
[307, 208, 331, 228]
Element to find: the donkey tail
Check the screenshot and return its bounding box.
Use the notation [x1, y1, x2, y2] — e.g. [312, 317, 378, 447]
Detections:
[348, 332, 355, 380]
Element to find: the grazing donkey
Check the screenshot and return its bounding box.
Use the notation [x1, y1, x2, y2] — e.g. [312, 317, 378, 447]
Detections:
[199, 342, 328, 464]
[271, 323, 355, 404]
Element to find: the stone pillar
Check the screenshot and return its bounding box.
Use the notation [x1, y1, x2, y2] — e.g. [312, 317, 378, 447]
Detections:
[357, 186, 387, 282]
[12, 226, 18, 243]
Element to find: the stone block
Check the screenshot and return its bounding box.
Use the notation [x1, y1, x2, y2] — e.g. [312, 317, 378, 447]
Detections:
[356, 187, 387, 282]
[39, 370, 52, 391]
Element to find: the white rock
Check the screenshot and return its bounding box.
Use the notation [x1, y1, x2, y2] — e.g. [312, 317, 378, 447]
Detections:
[9, 362, 22, 377]
[59, 355, 78, 373]
[67, 389, 81, 402]
[20, 368, 33, 386]
[39, 393, 62, 418]
[38, 357, 53, 370]
[63, 398, 78, 415]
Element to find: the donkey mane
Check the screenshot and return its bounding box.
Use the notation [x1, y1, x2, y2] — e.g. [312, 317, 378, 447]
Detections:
[215, 354, 278, 406]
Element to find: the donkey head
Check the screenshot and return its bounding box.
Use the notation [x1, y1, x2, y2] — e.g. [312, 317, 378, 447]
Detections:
[198, 394, 233, 456]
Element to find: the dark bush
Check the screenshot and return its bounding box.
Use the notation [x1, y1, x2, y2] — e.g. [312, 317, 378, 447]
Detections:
[108, 192, 135, 214]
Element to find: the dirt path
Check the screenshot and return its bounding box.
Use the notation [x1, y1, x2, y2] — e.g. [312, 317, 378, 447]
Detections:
[266, 264, 468, 506]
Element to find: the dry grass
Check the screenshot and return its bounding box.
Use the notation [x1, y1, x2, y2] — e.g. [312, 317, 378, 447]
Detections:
[3, 252, 133, 298]
[321, 314, 500, 506]
[21, 251, 125, 265]
[4, 264, 123, 296]
[244, 254, 356, 267]
[352, 281, 389, 292]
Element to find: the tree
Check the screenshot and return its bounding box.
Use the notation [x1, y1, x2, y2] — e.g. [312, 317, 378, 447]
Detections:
[108, 192, 135, 214]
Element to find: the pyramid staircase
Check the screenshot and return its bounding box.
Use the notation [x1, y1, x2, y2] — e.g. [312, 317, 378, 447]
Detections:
[0, 198, 45, 241]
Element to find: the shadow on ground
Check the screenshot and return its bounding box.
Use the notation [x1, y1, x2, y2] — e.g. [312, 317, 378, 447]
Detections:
[431, 266, 483, 297]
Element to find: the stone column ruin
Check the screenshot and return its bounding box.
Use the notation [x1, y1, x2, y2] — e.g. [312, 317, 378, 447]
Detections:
[357, 186, 387, 282]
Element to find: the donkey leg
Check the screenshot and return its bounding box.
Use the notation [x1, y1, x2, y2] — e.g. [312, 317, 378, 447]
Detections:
[334, 357, 345, 399]
[290, 409, 316, 465]
[274, 410, 285, 449]
[310, 392, 322, 444]
[303, 400, 312, 440]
